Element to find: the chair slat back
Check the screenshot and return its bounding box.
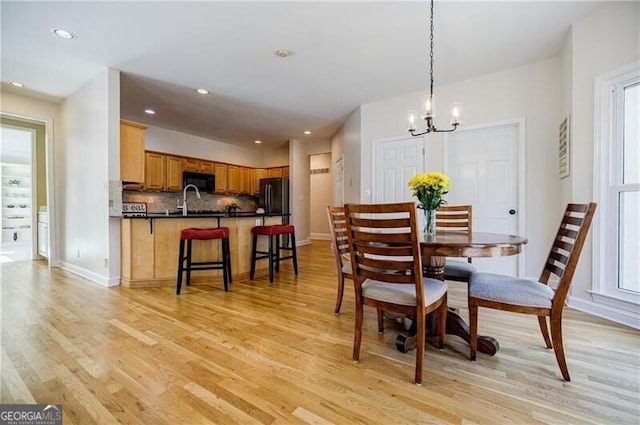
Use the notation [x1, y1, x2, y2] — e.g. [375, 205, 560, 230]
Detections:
[436, 205, 473, 263]
[327, 206, 351, 277]
[344, 202, 424, 303]
[540, 202, 597, 307]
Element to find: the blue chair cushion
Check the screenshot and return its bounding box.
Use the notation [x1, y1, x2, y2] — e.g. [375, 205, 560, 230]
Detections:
[444, 260, 478, 279]
[362, 278, 447, 306]
[469, 272, 555, 308]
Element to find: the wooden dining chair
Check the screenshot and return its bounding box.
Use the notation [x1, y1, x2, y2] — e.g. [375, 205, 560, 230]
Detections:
[468, 202, 597, 381]
[326, 206, 352, 314]
[435, 205, 478, 282]
[344, 201, 448, 385]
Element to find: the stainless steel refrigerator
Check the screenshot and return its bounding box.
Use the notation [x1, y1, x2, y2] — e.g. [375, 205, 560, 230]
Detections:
[259, 177, 291, 244]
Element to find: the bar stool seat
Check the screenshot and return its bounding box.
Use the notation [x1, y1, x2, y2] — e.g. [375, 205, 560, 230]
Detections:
[250, 224, 298, 283]
[177, 227, 232, 294]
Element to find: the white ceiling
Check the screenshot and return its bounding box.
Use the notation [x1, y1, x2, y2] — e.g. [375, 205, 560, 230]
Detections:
[1, 1, 606, 149]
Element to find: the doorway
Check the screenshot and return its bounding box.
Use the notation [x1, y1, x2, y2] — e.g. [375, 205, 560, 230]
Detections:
[1, 125, 36, 261]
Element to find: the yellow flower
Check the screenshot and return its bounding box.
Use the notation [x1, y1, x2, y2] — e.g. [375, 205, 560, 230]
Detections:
[408, 172, 451, 210]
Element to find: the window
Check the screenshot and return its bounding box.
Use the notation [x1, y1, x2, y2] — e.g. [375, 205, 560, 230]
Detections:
[594, 62, 640, 306]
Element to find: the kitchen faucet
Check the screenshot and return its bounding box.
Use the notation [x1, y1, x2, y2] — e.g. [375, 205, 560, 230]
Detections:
[177, 184, 201, 216]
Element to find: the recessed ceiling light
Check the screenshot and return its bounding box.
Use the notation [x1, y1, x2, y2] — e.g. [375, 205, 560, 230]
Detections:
[254, 140, 262, 144]
[8, 82, 24, 88]
[144, 109, 155, 115]
[196, 88, 209, 95]
[304, 130, 311, 135]
[276, 49, 291, 58]
[52, 28, 76, 39]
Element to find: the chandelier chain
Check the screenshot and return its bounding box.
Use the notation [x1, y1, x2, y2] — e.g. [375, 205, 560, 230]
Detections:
[429, 0, 434, 97]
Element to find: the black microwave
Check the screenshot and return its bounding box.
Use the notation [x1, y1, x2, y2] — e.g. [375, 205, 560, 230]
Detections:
[183, 171, 215, 193]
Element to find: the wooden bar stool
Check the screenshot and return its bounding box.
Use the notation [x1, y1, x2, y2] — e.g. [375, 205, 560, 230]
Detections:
[250, 224, 298, 283]
[176, 227, 232, 294]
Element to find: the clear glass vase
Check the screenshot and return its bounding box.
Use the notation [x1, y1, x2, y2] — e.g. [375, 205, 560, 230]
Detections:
[424, 209, 436, 238]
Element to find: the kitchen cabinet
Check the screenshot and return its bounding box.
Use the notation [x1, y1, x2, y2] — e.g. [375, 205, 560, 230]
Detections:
[239, 167, 251, 194]
[200, 161, 214, 174]
[252, 168, 267, 195]
[120, 120, 146, 183]
[267, 167, 283, 178]
[182, 157, 200, 172]
[144, 152, 166, 191]
[166, 155, 183, 192]
[227, 165, 240, 193]
[214, 163, 228, 193]
[282, 166, 289, 177]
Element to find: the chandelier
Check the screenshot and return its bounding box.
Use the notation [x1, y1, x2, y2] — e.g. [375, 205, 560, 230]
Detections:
[407, 0, 461, 136]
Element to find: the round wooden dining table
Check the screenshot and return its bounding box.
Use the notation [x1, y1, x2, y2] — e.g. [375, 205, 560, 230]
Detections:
[395, 231, 528, 355]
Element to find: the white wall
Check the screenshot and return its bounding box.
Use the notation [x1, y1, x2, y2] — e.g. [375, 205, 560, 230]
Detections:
[1, 91, 60, 266]
[565, 2, 640, 317]
[58, 69, 118, 285]
[358, 58, 563, 278]
[331, 107, 362, 203]
[145, 126, 262, 167]
[289, 139, 310, 245]
[261, 144, 290, 168]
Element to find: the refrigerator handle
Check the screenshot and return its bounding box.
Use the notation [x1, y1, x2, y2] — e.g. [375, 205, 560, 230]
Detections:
[266, 184, 272, 212]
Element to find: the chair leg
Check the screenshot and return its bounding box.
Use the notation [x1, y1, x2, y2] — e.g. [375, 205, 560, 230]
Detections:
[376, 308, 384, 333]
[550, 314, 570, 381]
[469, 301, 478, 361]
[176, 239, 185, 294]
[290, 232, 298, 275]
[250, 234, 258, 280]
[275, 235, 281, 272]
[353, 303, 364, 362]
[225, 237, 232, 284]
[268, 235, 274, 283]
[185, 240, 193, 286]
[538, 315, 552, 349]
[334, 273, 345, 314]
[414, 313, 425, 386]
[221, 238, 229, 292]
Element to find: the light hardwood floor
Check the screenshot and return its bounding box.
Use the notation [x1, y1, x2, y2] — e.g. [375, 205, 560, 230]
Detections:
[1, 242, 638, 424]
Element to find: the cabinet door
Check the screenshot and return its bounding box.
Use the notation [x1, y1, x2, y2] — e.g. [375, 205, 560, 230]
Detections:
[252, 168, 267, 195]
[239, 167, 251, 194]
[182, 157, 200, 172]
[144, 152, 166, 191]
[120, 120, 146, 183]
[282, 166, 289, 177]
[214, 163, 228, 193]
[227, 165, 240, 193]
[200, 161, 214, 174]
[166, 155, 183, 192]
[267, 167, 283, 178]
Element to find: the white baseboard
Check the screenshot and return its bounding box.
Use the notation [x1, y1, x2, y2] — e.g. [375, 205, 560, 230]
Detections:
[568, 296, 640, 330]
[296, 238, 312, 246]
[310, 232, 331, 241]
[58, 261, 120, 287]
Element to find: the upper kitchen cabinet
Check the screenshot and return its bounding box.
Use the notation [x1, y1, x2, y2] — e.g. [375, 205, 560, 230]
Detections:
[214, 163, 227, 194]
[200, 160, 214, 174]
[252, 168, 267, 195]
[144, 151, 166, 191]
[267, 167, 283, 178]
[120, 120, 147, 183]
[227, 165, 240, 194]
[239, 167, 251, 195]
[182, 157, 200, 172]
[166, 155, 183, 192]
[282, 166, 289, 177]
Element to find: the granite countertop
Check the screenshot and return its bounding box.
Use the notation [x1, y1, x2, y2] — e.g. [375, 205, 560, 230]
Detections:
[114, 211, 289, 219]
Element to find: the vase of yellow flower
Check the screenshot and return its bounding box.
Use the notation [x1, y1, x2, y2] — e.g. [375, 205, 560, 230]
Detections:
[408, 172, 452, 237]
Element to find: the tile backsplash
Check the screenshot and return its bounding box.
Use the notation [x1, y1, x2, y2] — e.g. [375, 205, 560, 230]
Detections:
[122, 191, 258, 214]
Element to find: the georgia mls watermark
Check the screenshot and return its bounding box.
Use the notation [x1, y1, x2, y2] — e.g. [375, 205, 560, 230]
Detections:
[0, 404, 62, 425]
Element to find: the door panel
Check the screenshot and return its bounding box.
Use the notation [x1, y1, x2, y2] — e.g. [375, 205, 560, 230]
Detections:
[446, 123, 520, 275]
[374, 137, 424, 203]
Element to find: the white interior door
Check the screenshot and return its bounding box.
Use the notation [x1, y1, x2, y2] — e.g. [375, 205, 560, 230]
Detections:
[372, 137, 425, 203]
[445, 121, 524, 276]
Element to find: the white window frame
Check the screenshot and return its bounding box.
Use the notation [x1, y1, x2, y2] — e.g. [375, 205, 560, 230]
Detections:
[593, 61, 640, 311]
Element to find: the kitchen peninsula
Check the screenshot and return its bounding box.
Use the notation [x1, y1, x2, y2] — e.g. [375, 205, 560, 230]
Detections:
[119, 212, 288, 287]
